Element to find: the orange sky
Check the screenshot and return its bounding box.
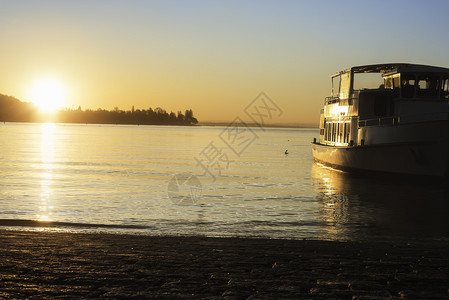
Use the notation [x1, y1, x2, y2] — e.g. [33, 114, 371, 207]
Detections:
[2, 1, 449, 125]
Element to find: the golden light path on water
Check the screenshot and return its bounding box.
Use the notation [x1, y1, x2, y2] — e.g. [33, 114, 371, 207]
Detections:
[38, 123, 55, 222]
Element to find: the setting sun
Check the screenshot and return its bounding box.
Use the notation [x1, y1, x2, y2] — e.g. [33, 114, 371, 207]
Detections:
[29, 79, 67, 112]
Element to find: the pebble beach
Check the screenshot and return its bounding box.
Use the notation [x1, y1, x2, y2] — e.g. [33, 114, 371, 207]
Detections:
[1, 230, 448, 299]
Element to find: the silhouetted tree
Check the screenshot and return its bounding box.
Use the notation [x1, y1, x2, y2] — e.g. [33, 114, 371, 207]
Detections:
[0, 93, 199, 125]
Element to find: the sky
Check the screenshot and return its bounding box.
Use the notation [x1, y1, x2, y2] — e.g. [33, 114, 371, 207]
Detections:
[1, 0, 449, 125]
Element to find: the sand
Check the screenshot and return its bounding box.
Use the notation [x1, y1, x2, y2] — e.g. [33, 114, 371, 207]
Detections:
[1, 230, 449, 299]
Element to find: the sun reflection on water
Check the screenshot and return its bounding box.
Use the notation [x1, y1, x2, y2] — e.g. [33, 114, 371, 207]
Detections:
[37, 123, 55, 222]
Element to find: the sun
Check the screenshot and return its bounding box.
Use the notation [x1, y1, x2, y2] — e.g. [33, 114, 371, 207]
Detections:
[30, 79, 67, 112]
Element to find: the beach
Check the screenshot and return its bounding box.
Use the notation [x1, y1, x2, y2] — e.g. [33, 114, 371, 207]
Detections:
[1, 230, 448, 299]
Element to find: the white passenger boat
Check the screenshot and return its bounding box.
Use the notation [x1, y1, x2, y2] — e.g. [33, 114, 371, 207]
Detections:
[312, 63, 449, 177]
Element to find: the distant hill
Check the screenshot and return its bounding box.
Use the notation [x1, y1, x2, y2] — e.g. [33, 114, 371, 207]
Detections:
[0, 94, 37, 122]
[0, 93, 198, 125]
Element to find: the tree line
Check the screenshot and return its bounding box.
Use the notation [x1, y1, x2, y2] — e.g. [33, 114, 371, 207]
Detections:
[0, 94, 35, 122]
[0, 93, 198, 125]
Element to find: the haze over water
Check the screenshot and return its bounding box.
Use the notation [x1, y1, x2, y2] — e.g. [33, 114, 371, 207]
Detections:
[1, 123, 448, 241]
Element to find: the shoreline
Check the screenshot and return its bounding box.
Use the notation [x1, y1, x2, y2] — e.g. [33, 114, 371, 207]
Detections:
[0, 120, 318, 129]
[1, 230, 448, 298]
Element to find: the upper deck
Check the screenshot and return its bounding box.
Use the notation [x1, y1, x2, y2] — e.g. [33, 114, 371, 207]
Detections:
[319, 63, 449, 146]
[335, 63, 449, 77]
[326, 63, 449, 119]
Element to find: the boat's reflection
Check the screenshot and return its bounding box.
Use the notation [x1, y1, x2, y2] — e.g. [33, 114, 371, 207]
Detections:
[311, 162, 449, 241]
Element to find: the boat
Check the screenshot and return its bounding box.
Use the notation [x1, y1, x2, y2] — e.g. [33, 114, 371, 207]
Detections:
[312, 63, 449, 177]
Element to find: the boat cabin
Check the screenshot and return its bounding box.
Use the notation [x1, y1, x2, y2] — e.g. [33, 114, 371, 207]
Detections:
[319, 63, 449, 146]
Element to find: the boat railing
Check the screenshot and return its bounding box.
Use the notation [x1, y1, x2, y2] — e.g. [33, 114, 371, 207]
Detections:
[359, 112, 448, 127]
[325, 96, 339, 104]
[325, 96, 358, 105]
[358, 116, 399, 127]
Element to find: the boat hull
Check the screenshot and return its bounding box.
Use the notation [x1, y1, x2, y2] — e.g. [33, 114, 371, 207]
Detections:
[312, 140, 449, 177]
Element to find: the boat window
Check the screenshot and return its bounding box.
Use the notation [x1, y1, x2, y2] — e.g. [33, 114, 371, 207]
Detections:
[332, 76, 341, 98]
[345, 123, 350, 143]
[393, 76, 400, 90]
[339, 72, 351, 99]
[335, 123, 338, 142]
[353, 72, 384, 90]
[416, 75, 439, 98]
[385, 77, 393, 89]
[330, 124, 333, 141]
[384, 76, 400, 91]
[339, 123, 343, 143]
[332, 123, 337, 142]
[401, 74, 416, 98]
[441, 76, 449, 99]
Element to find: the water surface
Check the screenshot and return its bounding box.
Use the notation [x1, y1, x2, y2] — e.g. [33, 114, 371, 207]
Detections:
[1, 122, 448, 241]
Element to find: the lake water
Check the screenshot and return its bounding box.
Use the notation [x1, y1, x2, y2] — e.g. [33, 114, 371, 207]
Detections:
[1, 122, 448, 241]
